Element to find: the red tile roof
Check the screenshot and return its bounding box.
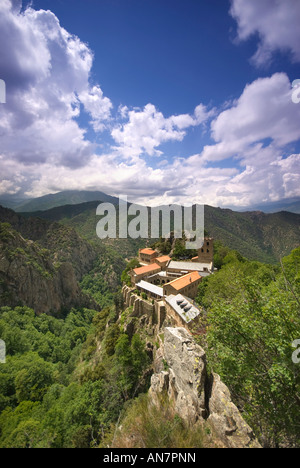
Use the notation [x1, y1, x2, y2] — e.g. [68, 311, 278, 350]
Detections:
[156, 255, 171, 263]
[139, 248, 157, 256]
[167, 271, 201, 290]
[133, 263, 161, 276]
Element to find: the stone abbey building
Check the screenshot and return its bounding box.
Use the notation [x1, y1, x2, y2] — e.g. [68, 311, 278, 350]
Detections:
[126, 238, 215, 329]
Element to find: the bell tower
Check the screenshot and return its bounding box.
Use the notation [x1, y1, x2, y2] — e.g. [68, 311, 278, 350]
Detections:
[197, 237, 214, 264]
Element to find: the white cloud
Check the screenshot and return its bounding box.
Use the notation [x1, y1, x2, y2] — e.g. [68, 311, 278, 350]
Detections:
[117, 105, 129, 120]
[111, 104, 185, 158]
[111, 103, 214, 159]
[193, 73, 300, 206]
[202, 73, 300, 160]
[4, 150, 237, 207]
[1, 69, 299, 208]
[79, 85, 113, 132]
[230, 0, 300, 66]
[0, 179, 18, 195]
[0, 1, 112, 169]
[0, 1, 299, 210]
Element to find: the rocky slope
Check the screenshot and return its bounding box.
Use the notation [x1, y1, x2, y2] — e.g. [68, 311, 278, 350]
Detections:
[150, 327, 261, 449]
[0, 208, 99, 315]
[120, 287, 261, 448]
[0, 205, 97, 281]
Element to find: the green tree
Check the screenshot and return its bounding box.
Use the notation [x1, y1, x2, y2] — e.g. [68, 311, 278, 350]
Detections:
[15, 354, 55, 402]
[114, 333, 150, 400]
[204, 248, 300, 447]
[104, 324, 120, 356]
[121, 258, 140, 286]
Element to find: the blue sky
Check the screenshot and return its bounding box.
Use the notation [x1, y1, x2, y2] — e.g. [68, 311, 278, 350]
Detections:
[0, 0, 300, 208]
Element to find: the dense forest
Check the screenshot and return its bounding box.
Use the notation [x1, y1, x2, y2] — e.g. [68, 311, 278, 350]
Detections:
[195, 246, 300, 447]
[0, 304, 151, 448]
[0, 221, 299, 447]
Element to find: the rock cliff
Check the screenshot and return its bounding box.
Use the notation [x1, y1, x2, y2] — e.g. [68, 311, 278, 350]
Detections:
[150, 327, 261, 449]
[0, 205, 96, 280]
[0, 220, 98, 315]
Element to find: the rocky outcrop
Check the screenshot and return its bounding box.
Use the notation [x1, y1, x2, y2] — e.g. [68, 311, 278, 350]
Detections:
[0, 205, 96, 281]
[150, 327, 261, 449]
[163, 327, 206, 422]
[207, 373, 261, 449]
[121, 285, 156, 339]
[0, 223, 97, 315]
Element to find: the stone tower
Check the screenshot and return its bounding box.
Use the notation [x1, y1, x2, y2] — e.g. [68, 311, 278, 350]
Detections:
[197, 237, 214, 264]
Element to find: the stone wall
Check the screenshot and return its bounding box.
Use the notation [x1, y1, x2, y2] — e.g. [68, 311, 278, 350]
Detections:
[164, 301, 189, 330]
[122, 284, 154, 317]
[149, 327, 261, 449]
[122, 284, 200, 332]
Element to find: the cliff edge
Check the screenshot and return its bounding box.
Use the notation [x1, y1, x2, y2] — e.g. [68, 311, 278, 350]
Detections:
[150, 327, 261, 449]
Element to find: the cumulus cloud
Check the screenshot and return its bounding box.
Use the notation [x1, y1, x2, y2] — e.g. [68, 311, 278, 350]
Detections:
[79, 85, 113, 132]
[1, 66, 300, 208]
[0, 1, 299, 210]
[9, 150, 237, 207]
[195, 73, 300, 206]
[0, 0, 112, 170]
[111, 103, 214, 159]
[202, 73, 300, 161]
[230, 0, 300, 66]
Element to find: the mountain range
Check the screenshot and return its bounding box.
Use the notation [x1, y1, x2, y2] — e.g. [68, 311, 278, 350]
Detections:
[10, 190, 300, 265]
[0, 190, 120, 212]
[235, 198, 300, 215]
[1, 191, 300, 214]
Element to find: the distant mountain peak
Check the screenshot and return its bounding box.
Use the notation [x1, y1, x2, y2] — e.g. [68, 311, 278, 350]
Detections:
[5, 190, 120, 212]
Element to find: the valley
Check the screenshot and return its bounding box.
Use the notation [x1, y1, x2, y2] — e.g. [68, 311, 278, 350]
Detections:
[0, 194, 299, 448]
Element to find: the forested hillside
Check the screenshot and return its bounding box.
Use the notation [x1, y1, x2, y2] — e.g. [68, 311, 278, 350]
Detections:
[0, 246, 299, 447]
[0, 203, 299, 448]
[195, 247, 300, 447]
[204, 206, 300, 263]
[22, 199, 300, 264]
[0, 206, 126, 314]
[0, 223, 96, 314]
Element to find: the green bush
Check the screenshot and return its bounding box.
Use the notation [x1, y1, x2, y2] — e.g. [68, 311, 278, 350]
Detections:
[198, 247, 300, 447]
